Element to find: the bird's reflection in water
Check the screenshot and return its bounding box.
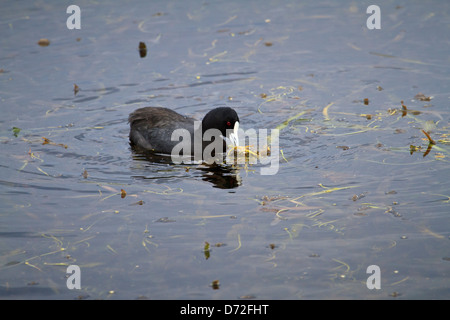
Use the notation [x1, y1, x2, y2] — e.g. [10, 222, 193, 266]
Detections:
[130, 148, 241, 189]
[197, 163, 241, 189]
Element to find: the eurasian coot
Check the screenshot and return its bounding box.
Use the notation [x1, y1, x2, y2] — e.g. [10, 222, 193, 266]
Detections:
[128, 107, 240, 155]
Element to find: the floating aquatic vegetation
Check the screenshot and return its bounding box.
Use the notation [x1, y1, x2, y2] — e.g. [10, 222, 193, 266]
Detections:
[106, 244, 118, 255]
[421, 130, 436, 145]
[276, 110, 312, 131]
[259, 195, 289, 206]
[410, 145, 421, 155]
[144, 185, 183, 195]
[11, 127, 21, 137]
[408, 130, 439, 158]
[322, 102, 334, 121]
[229, 234, 241, 253]
[226, 144, 272, 168]
[203, 241, 210, 260]
[256, 184, 358, 235]
[257, 86, 305, 114]
[423, 143, 433, 158]
[401, 100, 408, 117]
[391, 100, 422, 117]
[42, 137, 68, 149]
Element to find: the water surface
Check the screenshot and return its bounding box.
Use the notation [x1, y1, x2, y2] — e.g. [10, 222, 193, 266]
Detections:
[1, 0, 449, 299]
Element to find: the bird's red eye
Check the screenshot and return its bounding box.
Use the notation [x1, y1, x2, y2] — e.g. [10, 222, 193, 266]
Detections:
[226, 121, 231, 126]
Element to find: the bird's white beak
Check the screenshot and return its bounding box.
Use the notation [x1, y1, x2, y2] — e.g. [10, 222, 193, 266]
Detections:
[229, 121, 239, 147]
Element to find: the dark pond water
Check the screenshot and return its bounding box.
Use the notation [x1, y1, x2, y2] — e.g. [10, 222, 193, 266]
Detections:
[1, 0, 449, 299]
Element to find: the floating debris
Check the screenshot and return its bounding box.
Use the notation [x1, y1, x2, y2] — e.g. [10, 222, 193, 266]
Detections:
[363, 98, 369, 105]
[138, 41, 147, 58]
[211, 280, 220, 290]
[385, 206, 401, 217]
[351, 192, 367, 201]
[155, 217, 176, 223]
[37, 38, 50, 46]
[74, 84, 80, 95]
[214, 242, 226, 247]
[82, 169, 89, 179]
[414, 92, 432, 101]
[120, 189, 127, 199]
